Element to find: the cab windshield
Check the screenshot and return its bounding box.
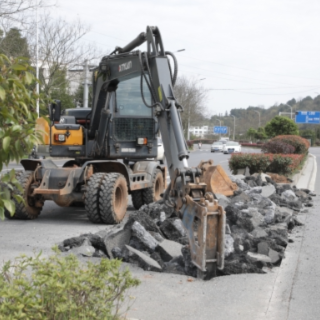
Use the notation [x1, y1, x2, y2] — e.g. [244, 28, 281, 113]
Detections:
[116, 76, 152, 117]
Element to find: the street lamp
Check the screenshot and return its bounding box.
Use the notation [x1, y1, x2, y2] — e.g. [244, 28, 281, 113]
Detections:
[253, 110, 261, 127]
[285, 103, 293, 120]
[225, 115, 236, 140]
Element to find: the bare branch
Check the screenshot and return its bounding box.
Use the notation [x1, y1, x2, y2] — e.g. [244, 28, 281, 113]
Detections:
[0, 0, 43, 18]
[27, 12, 101, 94]
[174, 75, 209, 137]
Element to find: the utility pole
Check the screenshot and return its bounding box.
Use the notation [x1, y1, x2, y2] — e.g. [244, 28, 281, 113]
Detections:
[225, 115, 236, 140]
[83, 60, 90, 108]
[187, 108, 190, 140]
[215, 119, 222, 139]
[36, 1, 39, 117]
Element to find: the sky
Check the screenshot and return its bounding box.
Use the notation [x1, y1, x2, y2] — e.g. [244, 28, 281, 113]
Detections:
[50, 0, 320, 116]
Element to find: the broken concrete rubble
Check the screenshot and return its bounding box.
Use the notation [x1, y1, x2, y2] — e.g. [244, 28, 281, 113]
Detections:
[59, 171, 313, 279]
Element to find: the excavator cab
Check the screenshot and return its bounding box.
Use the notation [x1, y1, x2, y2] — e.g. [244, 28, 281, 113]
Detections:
[36, 72, 158, 162]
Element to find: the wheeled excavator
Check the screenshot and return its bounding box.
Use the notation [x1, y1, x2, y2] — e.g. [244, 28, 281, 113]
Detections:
[7, 26, 238, 278]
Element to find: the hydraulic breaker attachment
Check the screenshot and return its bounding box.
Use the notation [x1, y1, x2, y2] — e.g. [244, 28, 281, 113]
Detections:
[181, 194, 225, 279]
[198, 160, 238, 196]
[168, 161, 228, 279]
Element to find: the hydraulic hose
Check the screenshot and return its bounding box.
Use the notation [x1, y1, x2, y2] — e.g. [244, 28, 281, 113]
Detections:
[165, 51, 178, 87]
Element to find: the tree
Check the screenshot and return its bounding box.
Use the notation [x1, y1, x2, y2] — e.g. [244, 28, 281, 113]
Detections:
[255, 127, 267, 140]
[27, 13, 98, 98]
[300, 129, 315, 146]
[0, 0, 43, 18]
[247, 128, 257, 141]
[264, 116, 299, 137]
[0, 27, 29, 58]
[173, 76, 208, 139]
[0, 54, 44, 219]
[73, 82, 93, 108]
[48, 68, 75, 112]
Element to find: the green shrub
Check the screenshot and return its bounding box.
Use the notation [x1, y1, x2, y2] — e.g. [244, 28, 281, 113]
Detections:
[229, 153, 272, 174]
[229, 153, 305, 175]
[0, 249, 140, 320]
[267, 155, 293, 175]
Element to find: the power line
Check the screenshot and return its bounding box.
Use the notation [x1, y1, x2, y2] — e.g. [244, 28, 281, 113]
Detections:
[181, 54, 320, 82]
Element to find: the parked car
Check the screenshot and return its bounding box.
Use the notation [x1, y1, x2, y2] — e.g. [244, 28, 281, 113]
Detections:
[157, 137, 165, 164]
[222, 141, 241, 154]
[211, 141, 224, 152]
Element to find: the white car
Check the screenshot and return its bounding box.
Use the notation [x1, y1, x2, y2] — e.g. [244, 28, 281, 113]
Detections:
[157, 137, 165, 164]
[211, 141, 224, 152]
[223, 141, 241, 154]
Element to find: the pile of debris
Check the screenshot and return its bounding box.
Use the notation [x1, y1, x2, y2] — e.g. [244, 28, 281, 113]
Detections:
[59, 173, 315, 278]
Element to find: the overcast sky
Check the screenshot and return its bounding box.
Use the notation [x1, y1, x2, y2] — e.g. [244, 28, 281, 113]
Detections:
[52, 0, 320, 116]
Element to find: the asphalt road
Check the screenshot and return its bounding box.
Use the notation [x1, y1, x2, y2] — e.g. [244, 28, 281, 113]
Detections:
[1, 147, 318, 320]
[0, 145, 270, 320]
[0, 145, 260, 263]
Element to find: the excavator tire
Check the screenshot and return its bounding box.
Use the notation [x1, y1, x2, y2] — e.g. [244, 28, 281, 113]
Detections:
[4, 171, 42, 220]
[99, 173, 128, 224]
[85, 173, 107, 223]
[142, 169, 164, 204]
[131, 190, 144, 210]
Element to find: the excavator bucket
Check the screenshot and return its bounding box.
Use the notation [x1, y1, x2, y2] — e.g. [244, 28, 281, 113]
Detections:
[198, 160, 238, 196]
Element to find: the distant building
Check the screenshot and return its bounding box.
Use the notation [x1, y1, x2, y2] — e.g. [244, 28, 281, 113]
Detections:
[189, 126, 209, 138]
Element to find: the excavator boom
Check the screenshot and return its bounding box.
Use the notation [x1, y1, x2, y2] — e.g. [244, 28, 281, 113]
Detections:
[95, 26, 235, 278]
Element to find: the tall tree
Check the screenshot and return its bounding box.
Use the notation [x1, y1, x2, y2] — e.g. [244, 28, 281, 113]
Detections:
[264, 116, 299, 137]
[173, 76, 208, 139]
[0, 54, 44, 219]
[27, 13, 98, 98]
[49, 68, 75, 112]
[0, 27, 29, 58]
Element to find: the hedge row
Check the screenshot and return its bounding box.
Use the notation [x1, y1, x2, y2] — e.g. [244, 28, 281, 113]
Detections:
[240, 143, 264, 147]
[263, 135, 309, 155]
[229, 153, 306, 175]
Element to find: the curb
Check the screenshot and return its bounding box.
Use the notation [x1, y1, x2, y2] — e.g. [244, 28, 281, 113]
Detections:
[291, 154, 310, 186]
[294, 153, 317, 191]
[307, 154, 317, 191]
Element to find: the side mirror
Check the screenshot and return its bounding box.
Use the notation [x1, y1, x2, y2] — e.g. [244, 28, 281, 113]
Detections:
[49, 100, 61, 122]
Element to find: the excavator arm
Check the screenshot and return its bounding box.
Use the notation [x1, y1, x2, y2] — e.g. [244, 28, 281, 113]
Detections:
[94, 26, 229, 278]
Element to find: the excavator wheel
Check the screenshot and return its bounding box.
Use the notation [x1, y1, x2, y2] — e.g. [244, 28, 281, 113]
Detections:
[131, 190, 144, 210]
[4, 171, 42, 220]
[142, 169, 164, 204]
[85, 173, 107, 223]
[99, 173, 128, 224]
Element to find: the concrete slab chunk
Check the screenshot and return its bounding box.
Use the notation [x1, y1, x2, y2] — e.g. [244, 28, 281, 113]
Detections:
[131, 221, 158, 251]
[257, 241, 269, 255]
[215, 193, 231, 209]
[247, 252, 271, 263]
[71, 245, 95, 257]
[261, 185, 276, 198]
[268, 248, 281, 264]
[103, 225, 131, 259]
[126, 245, 162, 272]
[269, 223, 288, 238]
[251, 227, 268, 239]
[157, 239, 183, 262]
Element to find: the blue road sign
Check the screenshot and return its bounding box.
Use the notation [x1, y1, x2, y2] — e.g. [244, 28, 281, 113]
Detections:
[213, 126, 228, 134]
[295, 111, 320, 124]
